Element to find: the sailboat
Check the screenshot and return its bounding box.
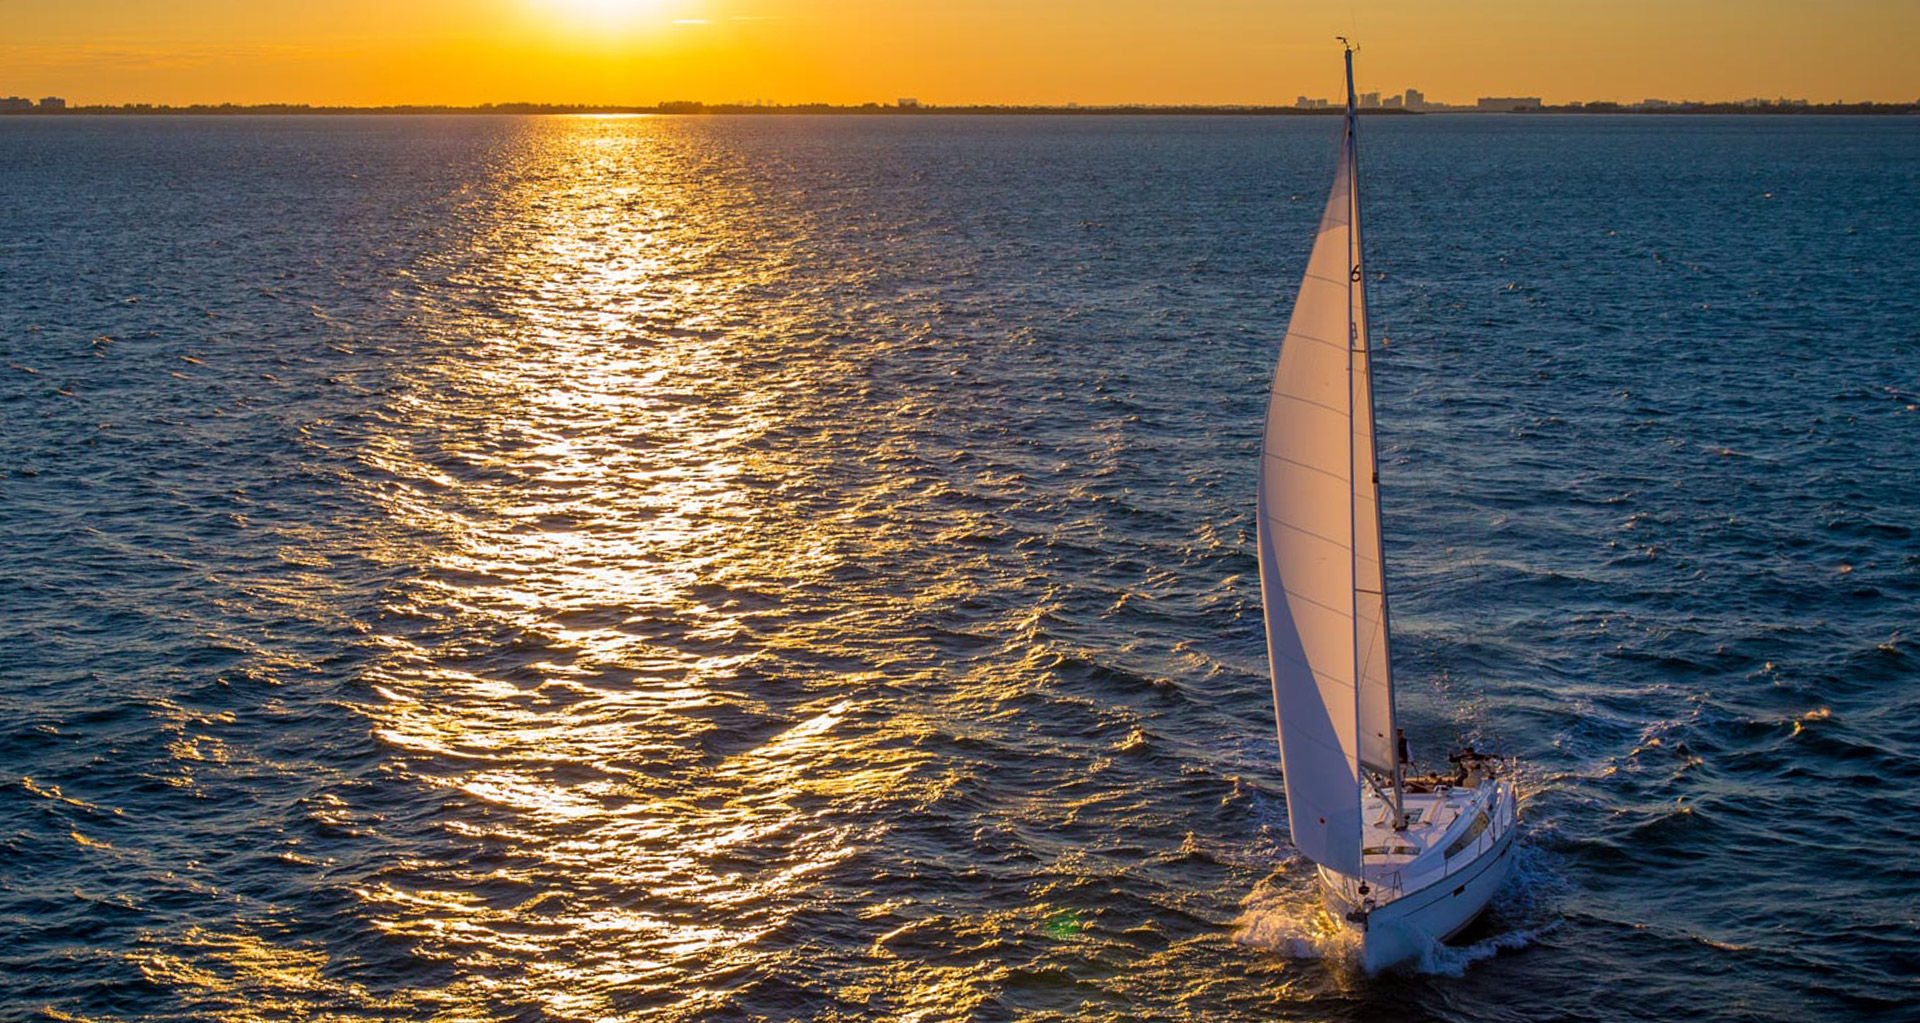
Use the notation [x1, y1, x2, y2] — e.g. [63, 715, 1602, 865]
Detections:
[1258, 43, 1518, 974]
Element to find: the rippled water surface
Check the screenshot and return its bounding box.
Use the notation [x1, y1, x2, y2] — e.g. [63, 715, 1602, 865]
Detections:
[2, 114, 1917, 1021]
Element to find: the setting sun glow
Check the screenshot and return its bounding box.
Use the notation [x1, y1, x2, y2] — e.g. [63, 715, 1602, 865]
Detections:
[0, 0, 1912, 106]
[541, 0, 675, 36]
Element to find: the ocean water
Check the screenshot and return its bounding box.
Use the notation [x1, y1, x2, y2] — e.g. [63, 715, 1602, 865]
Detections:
[1, 113, 1916, 1022]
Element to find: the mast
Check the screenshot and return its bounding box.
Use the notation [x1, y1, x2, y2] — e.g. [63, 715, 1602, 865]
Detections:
[1342, 42, 1404, 828]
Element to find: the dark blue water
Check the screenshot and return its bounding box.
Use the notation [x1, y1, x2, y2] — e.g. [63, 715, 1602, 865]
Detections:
[2, 114, 1915, 1021]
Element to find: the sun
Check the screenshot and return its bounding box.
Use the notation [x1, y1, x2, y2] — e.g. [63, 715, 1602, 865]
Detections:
[561, 0, 652, 15]
[543, 0, 672, 32]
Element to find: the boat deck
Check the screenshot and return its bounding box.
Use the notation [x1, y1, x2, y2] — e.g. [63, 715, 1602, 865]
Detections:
[1334, 779, 1513, 902]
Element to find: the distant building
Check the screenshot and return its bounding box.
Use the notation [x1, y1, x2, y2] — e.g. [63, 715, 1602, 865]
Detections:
[1403, 88, 1425, 110]
[0, 96, 30, 111]
[1476, 96, 1541, 111]
[38, 96, 65, 110]
[1296, 96, 1331, 109]
[1383, 94, 1403, 109]
[896, 97, 918, 108]
[1359, 91, 1380, 107]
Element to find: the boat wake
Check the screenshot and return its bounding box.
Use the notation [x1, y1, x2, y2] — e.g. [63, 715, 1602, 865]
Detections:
[1231, 875, 1363, 965]
[1408, 919, 1562, 977]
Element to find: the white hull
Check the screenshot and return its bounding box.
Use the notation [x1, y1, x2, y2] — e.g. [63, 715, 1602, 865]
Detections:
[1318, 777, 1519, 973]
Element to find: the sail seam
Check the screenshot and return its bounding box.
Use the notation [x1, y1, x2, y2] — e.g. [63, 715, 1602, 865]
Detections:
[1266, 517, 1356, 556]
[1272, 663, 1359, 694]
[1280, 329, 1348, 351]
[1275, 586, 1356, 620]
[1267, 391, 1346, 417]
[1263, 451, 1348, 482]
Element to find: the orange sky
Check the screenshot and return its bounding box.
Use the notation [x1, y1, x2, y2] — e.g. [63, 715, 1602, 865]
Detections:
[3, 1, 1915, 106]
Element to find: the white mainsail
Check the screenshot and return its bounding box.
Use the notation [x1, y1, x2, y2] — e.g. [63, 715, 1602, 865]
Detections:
[1258, 49, 1397, 877]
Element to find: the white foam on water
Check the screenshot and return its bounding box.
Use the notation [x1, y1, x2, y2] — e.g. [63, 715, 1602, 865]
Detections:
[1407, 919, 1563, 977]
[1231, 874, 1363, 967]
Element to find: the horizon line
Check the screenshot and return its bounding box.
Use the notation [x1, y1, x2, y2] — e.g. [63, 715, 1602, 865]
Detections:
[6, 98, 1919, 115]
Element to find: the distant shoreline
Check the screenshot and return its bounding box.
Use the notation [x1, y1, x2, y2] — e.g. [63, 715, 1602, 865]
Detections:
[3, 101, 1916, 117]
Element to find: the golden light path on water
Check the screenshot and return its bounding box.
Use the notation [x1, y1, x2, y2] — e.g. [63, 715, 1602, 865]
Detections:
[350, 117, 981, 1018]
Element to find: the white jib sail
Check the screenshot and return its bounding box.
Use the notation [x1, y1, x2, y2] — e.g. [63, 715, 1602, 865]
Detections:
[1259, 66, 1395, 876]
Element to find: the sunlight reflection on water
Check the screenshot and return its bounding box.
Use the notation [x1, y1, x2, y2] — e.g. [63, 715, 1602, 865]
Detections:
[349, 118, 872, 1016]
